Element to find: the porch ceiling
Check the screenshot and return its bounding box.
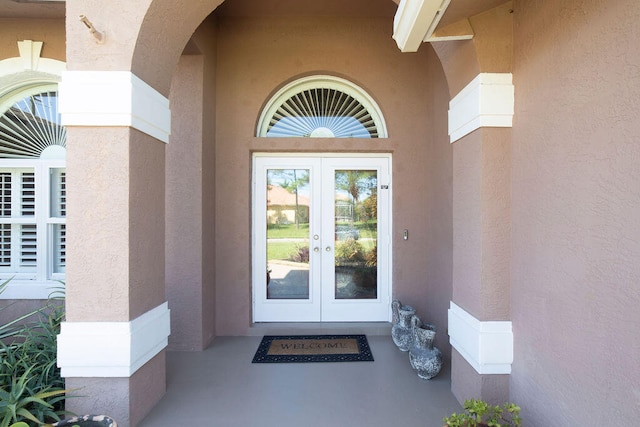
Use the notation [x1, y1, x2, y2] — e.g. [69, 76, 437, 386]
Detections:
[0, 0, 509, 26]
[0, 0, 64, 19]
[437, 0, 509, 27]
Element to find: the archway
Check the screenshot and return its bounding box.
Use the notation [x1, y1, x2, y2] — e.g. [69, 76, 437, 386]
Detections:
[58, 0, 519, 424]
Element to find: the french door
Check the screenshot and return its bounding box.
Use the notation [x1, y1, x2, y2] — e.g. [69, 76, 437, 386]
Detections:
[252, 154, 391, 322]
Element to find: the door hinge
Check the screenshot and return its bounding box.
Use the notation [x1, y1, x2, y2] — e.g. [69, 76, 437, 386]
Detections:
[381, 184, 389, 190]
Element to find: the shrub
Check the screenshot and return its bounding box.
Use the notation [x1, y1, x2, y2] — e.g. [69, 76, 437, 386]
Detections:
[0, 281, 70, 426]
[288, 244, 309, 263]
[335, 238, 365, 265]
[364, 245, 377, 267]
[443, 399, 522, 427]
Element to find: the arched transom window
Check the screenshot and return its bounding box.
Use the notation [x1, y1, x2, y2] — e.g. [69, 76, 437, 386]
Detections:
[257, 75, 387, 138]
[0, 86, 65, 158]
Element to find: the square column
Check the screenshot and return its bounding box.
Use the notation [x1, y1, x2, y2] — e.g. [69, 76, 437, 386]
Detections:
[448, 73, 514, 404]
[58, 71, 171, 426]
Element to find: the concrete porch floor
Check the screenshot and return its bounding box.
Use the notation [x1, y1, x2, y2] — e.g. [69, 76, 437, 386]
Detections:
[139, 325, 462, 427]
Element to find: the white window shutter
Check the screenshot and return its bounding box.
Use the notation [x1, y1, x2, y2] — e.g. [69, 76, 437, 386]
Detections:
[0, 224, 10, 267]
[20, 172, 35, 216]
[53, 224, 65, 273]
[20, 224, 37, 269]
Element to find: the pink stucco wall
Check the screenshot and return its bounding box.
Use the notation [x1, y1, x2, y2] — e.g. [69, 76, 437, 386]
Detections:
[166, 21, 218, 351]
[452, 128, 511, 321]
[511, 0, 640, 424]
[211, 0, 453, 345]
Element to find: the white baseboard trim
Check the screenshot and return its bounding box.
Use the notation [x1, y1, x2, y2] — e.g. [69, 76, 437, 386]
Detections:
[59, 71, 171, 143]
[448, 73, 514, 143]
[448, 301, 513, 374]
[57, 302, 171, 377]
[0, 280, 63, 300]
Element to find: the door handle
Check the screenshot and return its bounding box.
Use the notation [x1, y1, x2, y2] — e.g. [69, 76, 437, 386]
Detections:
[325, 246, 331, 252]
[314, 247, 320, 252]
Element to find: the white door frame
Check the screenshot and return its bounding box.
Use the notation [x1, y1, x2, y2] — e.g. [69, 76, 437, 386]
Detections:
[252, 153, 392, 322]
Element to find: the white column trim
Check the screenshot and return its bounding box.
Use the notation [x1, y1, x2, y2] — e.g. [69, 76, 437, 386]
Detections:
[59, 71, 171, 143]
[448, 301, 513, 374]
[448, 73, 514, 143]
[57, 302, 171, 377]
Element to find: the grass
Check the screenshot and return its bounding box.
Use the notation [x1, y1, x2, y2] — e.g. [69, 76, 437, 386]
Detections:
[267, 222, 377, 239]
[267, 224, 309, 239]
[266, 222, 378, 263]
[268, 241, 298, 261]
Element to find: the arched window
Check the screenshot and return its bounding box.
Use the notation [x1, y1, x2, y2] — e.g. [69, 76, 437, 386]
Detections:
[257, 75, 387, 138]
[0, 84, 66, 284]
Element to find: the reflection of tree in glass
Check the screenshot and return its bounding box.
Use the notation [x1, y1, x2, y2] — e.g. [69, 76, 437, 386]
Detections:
[335, 170, 377, 222]
[268, 169, 309, 229]
[358, 193, 377, 222]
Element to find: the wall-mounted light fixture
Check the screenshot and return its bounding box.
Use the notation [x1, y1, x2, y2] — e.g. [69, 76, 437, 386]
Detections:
[79, 15, 105, 44]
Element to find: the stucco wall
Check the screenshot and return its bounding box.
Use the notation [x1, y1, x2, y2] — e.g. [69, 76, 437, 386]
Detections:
[423, 47, 454, 356]
[511, 0, 640, 424]
[166, 20, 218, 351]
[452, 127, 511, 321]
[212, 0, 453, 343]
[66, 128, 165, 322]
[167, 54, 206, 350]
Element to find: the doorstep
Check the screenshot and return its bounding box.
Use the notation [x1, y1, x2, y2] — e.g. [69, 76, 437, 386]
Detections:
[248, 322, 392, 336]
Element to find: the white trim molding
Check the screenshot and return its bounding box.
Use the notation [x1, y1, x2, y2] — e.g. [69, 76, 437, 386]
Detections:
[448, 73, 514, 143]
[57, 302, 171, 377]
[0, 41, 65, 96]
[393, 0, 451, 52]
[0, 280, 62, 300]
[0, 40, 65, 76]
[448, 301, 513, 374]
[59, 71, 171, 143]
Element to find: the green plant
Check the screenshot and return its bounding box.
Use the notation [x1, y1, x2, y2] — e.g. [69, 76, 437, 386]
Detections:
[0, 279, 35, 342]
[364, 245, 377, 267]
[335, 238, 365, 265]
[0, 367, 68, 427]
[443, 399, 522, 427]
[288, 244, 309, 263]
[0, 281, 71, 426]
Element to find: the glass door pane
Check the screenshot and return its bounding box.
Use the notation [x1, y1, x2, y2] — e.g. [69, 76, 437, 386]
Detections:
[334, 170, 378, 300]
[266, 169, 310, 300]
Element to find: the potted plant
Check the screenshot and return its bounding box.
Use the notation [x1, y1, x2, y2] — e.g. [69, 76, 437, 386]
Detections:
[443, 399, 522, 427]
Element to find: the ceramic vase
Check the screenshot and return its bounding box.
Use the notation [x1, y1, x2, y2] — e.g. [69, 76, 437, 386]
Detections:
[391, 299, 416, 351]
[52, 415, 117, 427]
[409, 317, 443, 380]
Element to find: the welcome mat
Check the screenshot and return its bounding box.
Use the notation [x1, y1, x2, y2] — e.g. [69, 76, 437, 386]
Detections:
[252, 334, 374, 363]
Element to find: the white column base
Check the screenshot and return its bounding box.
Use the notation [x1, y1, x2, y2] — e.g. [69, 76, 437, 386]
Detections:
[57, 302, 170, 377]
